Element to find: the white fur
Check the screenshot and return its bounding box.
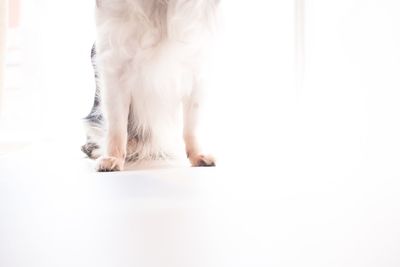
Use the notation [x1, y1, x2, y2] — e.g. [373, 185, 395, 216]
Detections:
[95, 0, 218, 171]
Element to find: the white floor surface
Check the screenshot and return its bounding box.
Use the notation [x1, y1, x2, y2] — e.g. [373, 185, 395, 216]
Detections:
[0, 140, 400, 267]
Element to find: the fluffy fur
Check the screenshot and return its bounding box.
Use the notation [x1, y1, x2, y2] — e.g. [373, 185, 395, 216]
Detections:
[82, 0, 218, 171]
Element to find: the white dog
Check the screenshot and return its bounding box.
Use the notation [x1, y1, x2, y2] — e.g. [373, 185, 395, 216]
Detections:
[82, 0, 219, 171]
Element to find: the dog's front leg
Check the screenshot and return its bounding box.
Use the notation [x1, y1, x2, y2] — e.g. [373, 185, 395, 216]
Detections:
[183, 78, 216, 167]
[96, 57, 130, 172]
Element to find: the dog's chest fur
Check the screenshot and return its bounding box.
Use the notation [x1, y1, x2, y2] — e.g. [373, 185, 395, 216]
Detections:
[94, 0, 217, 159]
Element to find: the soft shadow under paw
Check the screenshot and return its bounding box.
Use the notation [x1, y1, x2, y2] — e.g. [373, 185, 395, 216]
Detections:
[96, 156, 124, 172]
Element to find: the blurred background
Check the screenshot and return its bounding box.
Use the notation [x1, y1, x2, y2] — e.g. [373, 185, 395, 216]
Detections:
[1, 0, 95, 145]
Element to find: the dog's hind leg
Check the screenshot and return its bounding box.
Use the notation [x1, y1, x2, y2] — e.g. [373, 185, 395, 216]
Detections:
[81, 43, 104, 159]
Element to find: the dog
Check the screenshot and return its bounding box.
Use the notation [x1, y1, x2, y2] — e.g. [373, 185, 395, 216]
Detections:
[81, 0, 219, 171]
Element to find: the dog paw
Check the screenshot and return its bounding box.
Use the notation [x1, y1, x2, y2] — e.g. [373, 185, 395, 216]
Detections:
[96, 156, 124, 172]
[189, 154, 216, 167]
[81, 142, 101, 159]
